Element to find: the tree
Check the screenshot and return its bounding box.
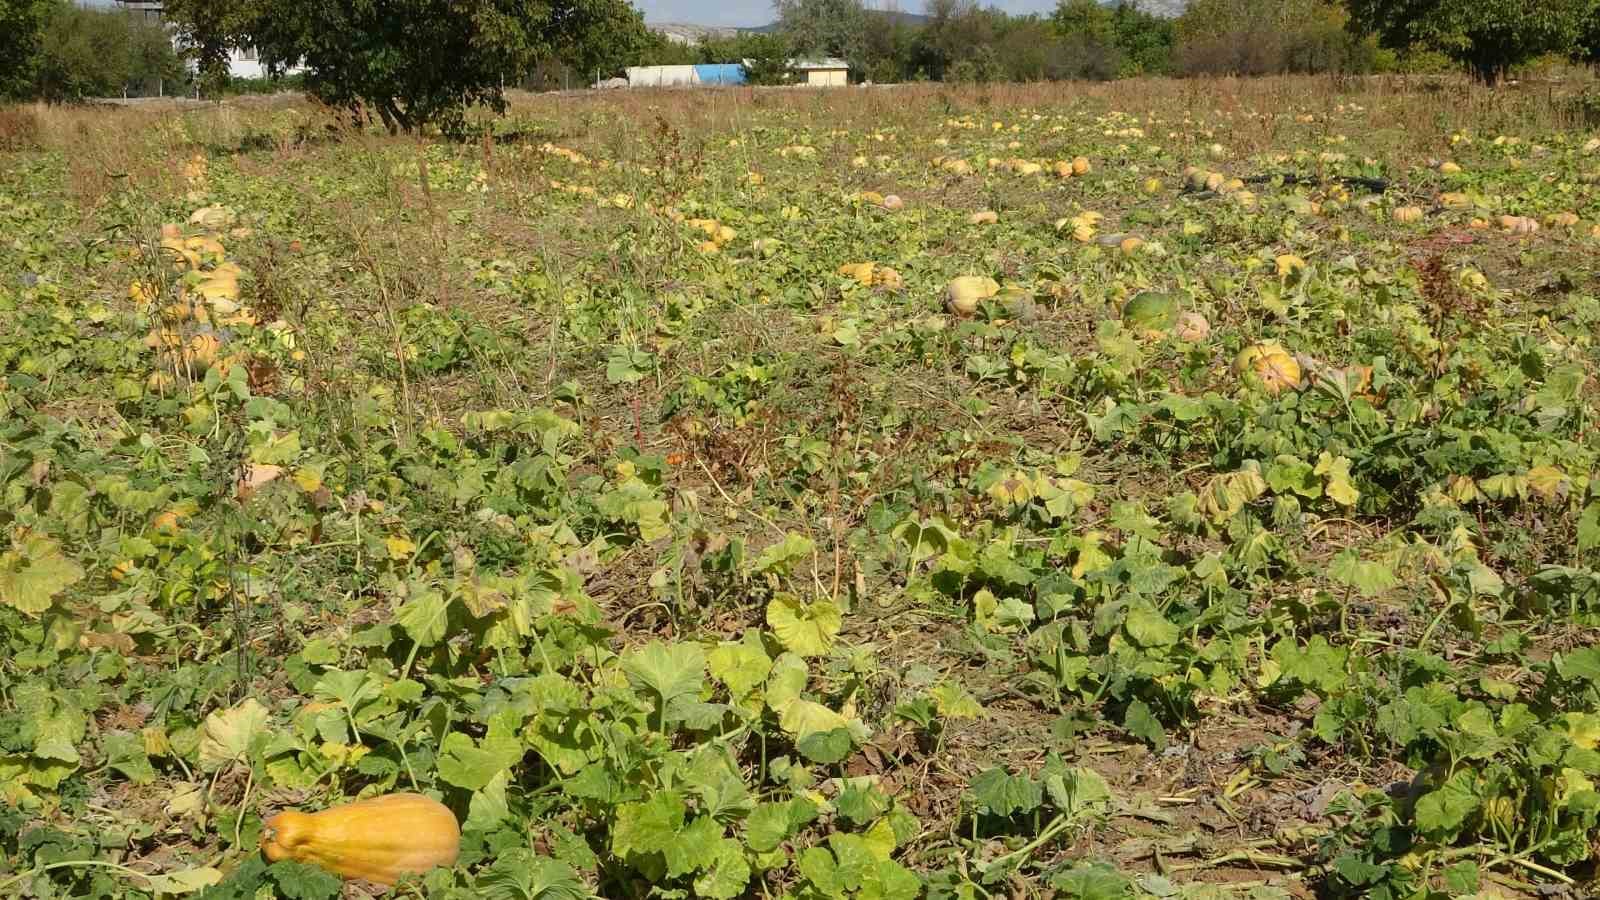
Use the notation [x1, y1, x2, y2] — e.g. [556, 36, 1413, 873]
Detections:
[159, 0, 239, 97]
[861, 5, 917, 83]
[162, 0, 650, 134]
[32, 4, 182, 101]
[1574, 4, 1600, 64]
[0, 0, 57, 100]
[737, 34, 797, 85]
[1345, 0, 1598, 84]
[1110, 2, 1175, 76]
[1053, 0, 1115, 46]
[775, 0, 868, 65]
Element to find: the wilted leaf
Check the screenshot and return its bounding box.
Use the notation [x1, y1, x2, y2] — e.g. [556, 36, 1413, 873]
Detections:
[0, 532, 84, 616]
[198, 698, 270, 772]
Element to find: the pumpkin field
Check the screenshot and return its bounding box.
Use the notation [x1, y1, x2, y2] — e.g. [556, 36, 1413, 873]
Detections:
[4, 77, 1600, 899]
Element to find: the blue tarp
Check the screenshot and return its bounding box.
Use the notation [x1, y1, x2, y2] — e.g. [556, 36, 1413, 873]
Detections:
[694, 64, 746, 86]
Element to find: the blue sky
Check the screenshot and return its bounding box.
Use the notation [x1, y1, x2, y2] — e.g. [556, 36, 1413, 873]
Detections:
[641, 1, 1059, 27]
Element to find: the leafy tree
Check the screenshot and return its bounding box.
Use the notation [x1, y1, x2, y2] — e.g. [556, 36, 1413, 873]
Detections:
[1051, 0, 1124, 79]
[861, 8, 917, 82]
[1053, 0, 1116, 46]
[1110, 1, 1175, 76]
[32, 4, 182, 101]
[735, 34, 796, 85]
[1574, 4, 1600, 63]
[159, 0, 239, 97]
[162, 0, 649, 134]
[1344, 0, 1598, 84]
[0, 0, 57, 100]
[775, 0, 868, 66]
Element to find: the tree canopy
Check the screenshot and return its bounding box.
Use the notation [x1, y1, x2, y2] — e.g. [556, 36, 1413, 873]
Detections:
[1345, 0, 1599, 83]
[775, 0, 869, 65]
[161, 0, 650, 134]
[0, 0, 56, 100]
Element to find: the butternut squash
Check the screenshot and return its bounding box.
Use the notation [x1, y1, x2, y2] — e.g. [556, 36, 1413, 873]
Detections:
[260, 793, 460, 885]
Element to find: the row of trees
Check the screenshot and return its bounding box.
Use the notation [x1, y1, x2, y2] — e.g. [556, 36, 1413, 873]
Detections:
[1, 1, 183, 102]
[691, 0, 1600, 87]
[1, 0, 652, 134]
[3, 0, 1599, 135]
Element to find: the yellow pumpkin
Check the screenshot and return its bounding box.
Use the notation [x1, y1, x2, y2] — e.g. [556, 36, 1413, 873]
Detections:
[1174, 311, 1211, 342]
[945, 275, 999, 316]
[1499, 214, 1539, 235]
[872, 266, 905, 291]
[838, 262, 876, 285]
[261, 793, 461, 885]
[1392, 206, 1424, 224]
[1233, 341, 1301, 395]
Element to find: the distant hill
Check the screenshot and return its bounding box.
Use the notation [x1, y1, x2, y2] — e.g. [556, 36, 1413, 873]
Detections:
[740, 9, 933, 34]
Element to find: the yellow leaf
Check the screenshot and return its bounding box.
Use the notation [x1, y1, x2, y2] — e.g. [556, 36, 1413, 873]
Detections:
[861, 817, 897, 860]
[1565, 713, 1600, 750]
[778, 699, 850, 739]
[384, 535, 417, 559]
[767, 594, 842, 657]
[1526, 465, 1567, 500]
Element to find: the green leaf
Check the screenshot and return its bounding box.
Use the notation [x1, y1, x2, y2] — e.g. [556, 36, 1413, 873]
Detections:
[1443, 861, 1479, 893]
[1124, 602, 1179, 648]
[478, 850, 587, 900]
[752, 532, 815, 576]
[707, 632, 772, 699]
[198, 698, 270, 772]
[746, 799, 815, 853]
[1328, 550, 1397, 596]
[267, 860, 343, 900]
[395, 584, 451, 647]
[1273, 635, 1350, 693]
[1579, 502, 1600, 553]
[1414, 770, 1479, 838]
[796, 727, 853, 764]
[604, 346, 653, 384]
[766, 593, 842, 657]
[1043, 766, 1114, 821]
[437, 712, 524, 790]
[969, 767, 1042, 817]
[464, 769, 512, 833]
[621, 640, 706, 709]
[1123, 699, 1166, 752]
[613, 790, 686, 858]
[693, 838, 752, 899]
[1266, 455, 1321, 498]
[1048, 862, 1133, 899]
[661, 815, 721, 877]
[139, 866, 223, 894]
[0, 533, 84, 615]
[1557, 647, 1600, 684]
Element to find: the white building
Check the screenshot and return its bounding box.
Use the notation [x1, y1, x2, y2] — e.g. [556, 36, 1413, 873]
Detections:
[792, 59, 850, 87]
[112, 0, 303, 79]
